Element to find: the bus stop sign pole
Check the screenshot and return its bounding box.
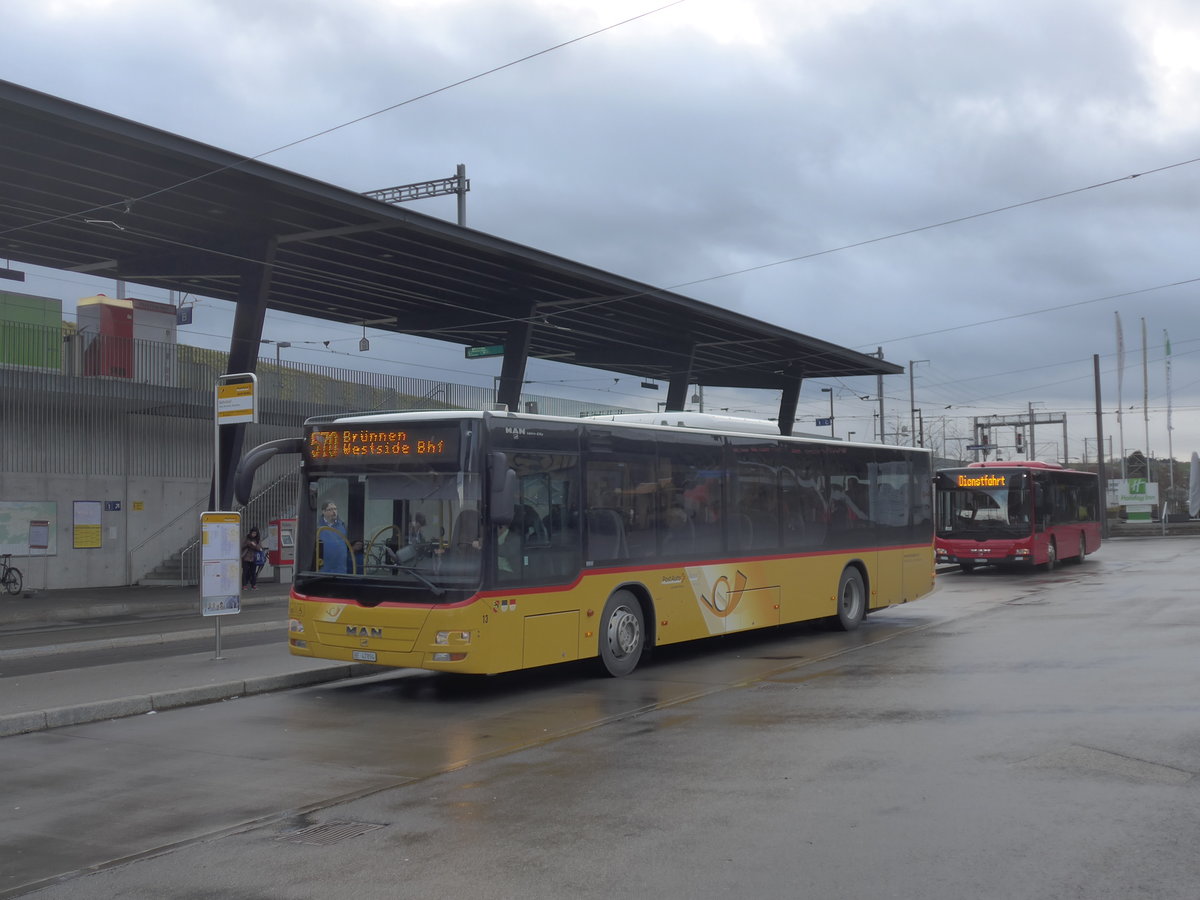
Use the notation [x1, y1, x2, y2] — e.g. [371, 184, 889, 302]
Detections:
[204, 374, 258, 659]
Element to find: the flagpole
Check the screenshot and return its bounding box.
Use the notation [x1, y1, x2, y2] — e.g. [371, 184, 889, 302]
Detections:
[1141, 317, 1150, 478]
[1115, 312, 1126, 478]
[1165, 328, 1174, 508]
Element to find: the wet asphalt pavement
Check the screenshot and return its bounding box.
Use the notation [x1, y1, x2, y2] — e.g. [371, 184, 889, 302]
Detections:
[2, 537, 1198, 899]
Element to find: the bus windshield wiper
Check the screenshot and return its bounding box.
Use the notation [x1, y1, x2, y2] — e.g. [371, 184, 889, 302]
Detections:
[395, 566, 446, 597]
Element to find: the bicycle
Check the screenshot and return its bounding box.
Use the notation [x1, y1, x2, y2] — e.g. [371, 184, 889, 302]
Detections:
[1, 554, 23, 595]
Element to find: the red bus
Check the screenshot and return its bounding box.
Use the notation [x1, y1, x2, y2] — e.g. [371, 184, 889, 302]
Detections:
[935, 460, 1101, 572]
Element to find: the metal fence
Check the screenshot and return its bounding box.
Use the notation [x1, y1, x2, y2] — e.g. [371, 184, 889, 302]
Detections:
[0, 320, 635, 476]
[0, 320, 636, 583]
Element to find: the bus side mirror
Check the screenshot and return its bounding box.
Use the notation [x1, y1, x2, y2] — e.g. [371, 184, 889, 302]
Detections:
[489, 452, 517, 525]
[234, 438, 306, 506]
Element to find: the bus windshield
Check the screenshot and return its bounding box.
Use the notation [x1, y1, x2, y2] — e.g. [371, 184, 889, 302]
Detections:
[936, 469, 1032, 537]
[295, 467, 483, 603]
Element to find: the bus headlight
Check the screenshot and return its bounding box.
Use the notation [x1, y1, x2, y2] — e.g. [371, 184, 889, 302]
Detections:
[288, 618, 306, 633]
[435, 630, 471, 645]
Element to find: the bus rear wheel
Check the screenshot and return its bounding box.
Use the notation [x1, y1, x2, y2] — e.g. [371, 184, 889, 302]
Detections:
[834, 568, 866, 632]
[598, 590, 644, 677]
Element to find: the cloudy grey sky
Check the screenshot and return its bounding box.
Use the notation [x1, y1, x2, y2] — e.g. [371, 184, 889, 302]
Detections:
[3, 0, 1199, 465]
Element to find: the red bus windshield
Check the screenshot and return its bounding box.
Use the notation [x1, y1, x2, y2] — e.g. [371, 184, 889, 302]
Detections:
[936, 468, 1034, 537]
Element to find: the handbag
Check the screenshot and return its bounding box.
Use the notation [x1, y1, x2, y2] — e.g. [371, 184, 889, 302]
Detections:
[254, 549, 267, 566]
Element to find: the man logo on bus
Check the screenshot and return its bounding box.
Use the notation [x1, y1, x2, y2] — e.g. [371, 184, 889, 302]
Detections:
[700, 570, 749, 617]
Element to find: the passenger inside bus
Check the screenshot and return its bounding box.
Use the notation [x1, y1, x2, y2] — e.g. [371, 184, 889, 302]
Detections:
[450, 508, 480, 552]
[495, 511, 524, 575]
[661, 504, 693, 554]
[408, 512, 427, 544]
[317, 501, 350, 573]
[585, 507, 627, 559]
[830, 481, 868, 529]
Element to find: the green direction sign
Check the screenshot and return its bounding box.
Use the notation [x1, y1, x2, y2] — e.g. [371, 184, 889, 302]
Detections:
[465, 344, 504, 359]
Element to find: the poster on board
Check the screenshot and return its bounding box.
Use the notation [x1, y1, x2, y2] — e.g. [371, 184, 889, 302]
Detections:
[73, 500, 102, 549]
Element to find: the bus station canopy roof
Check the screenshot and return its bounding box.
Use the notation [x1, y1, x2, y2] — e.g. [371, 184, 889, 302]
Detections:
[0, 79, 901, 392]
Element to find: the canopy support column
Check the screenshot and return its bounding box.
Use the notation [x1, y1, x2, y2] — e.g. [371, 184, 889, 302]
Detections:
[496, 303, 535, 411]
[214, 240, 276, 510]
[778, 376, 803, 436]
[664, 341, 696, 412]
[665, 376, 690, 413]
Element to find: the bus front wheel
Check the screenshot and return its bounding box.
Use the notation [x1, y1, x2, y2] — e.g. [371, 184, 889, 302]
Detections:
[1074, 533, 1087, 564]
[1044, 539, 1057, 571]
[834, 568, 866, 632]
[598, 590, 645, 677]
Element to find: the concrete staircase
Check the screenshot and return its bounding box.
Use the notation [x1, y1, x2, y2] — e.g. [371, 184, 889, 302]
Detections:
[138, 549, 280, 587]
[138, 550, 193, 587]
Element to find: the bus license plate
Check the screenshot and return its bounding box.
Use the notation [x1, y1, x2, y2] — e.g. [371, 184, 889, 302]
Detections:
[352, 650, 377, 662]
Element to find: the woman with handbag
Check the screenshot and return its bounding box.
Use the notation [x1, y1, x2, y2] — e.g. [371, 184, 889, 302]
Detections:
[241, 526, 263, 589]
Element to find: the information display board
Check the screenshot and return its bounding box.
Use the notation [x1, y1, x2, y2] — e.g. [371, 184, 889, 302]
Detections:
[200, 510, 242, 616]
[216, 381, 256, 424]
[305, 425, 460, 464]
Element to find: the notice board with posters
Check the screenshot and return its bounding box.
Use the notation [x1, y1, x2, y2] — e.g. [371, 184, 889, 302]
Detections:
[200, 511, 242, 616]
[0, 501, 57, 555]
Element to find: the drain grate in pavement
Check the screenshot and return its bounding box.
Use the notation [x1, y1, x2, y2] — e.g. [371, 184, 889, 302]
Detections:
[277, 821, 387, 846]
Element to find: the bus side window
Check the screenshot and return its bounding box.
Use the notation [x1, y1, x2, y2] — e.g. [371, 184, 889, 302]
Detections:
[585, 458, 655, 561]
[585, 508, 627, 559]
[730, 452, 779, 552]
[1034, 482, 1051, 526]
[505, 455, 580, 584]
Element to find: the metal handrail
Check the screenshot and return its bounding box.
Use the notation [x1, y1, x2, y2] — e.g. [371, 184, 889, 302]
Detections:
[161, 468, 300, 586]
[125, 494, 209, 584]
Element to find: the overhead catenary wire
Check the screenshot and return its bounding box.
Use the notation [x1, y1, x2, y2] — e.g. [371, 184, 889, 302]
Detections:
[5, 9, 1199, 436]
[0, 0, 690, 240]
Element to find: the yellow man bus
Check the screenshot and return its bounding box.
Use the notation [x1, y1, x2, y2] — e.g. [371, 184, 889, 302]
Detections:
[236, 409, 935, 676]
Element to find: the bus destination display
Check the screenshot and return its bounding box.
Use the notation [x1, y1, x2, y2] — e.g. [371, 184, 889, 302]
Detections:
[307, 427, 459, 463]
[954, 473, 1007, 488]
